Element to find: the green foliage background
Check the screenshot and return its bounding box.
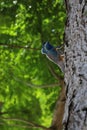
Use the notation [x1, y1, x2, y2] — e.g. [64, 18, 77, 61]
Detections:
[0, 0, 66, 129]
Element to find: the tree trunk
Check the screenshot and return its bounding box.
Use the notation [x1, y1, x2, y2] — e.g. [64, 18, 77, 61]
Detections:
[63, 0, 87, 130]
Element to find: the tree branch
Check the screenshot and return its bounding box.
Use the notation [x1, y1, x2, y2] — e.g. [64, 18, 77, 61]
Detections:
[13, 76, 59, 88]
[0, 117, 48, 130]
[47, 63, 64, 87]
[0, 43, 40, 51]
[0, 122, 34, 129]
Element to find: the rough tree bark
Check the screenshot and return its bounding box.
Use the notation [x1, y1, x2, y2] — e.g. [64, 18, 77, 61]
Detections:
[63, 0, 87, 130]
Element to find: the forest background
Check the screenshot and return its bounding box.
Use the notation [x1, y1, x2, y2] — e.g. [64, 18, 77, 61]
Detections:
[0, 0, 66, 130]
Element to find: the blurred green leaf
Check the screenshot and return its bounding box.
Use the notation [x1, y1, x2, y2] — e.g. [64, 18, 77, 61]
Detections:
[0, 0, 66, 130]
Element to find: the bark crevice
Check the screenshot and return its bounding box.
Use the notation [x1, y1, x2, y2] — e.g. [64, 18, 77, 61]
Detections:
[63, 0, 87, 129]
